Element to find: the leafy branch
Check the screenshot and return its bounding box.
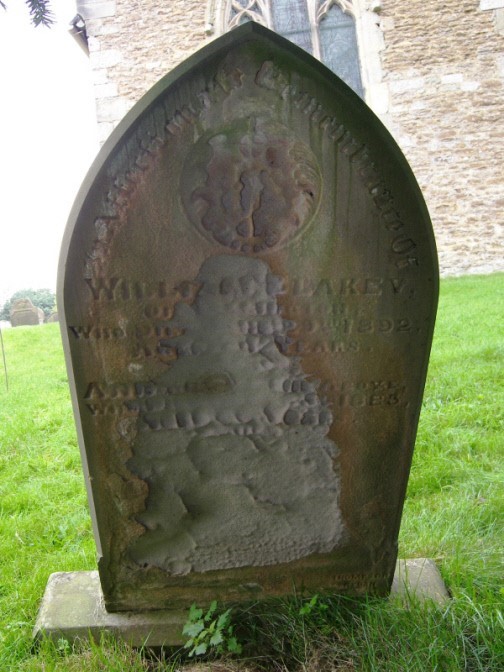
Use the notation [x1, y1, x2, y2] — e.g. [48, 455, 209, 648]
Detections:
[182, 601, 242, 657]
[1, 0, 54, 27]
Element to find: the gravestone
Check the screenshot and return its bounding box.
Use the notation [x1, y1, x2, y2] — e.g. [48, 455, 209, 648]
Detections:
[46, 312, 59, 323]
[10, 298, 44, 326]
[57, 23, 438, 614]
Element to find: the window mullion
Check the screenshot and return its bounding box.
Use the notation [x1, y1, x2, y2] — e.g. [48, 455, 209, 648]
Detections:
[259, 0, 273, 28]
[307, 0, 322, 60]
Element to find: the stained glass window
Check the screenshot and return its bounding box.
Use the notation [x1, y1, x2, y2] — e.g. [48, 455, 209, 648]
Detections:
[271, 0, 313, 55]
[223, 1, 364, 98]
[319, 3, 363, 97]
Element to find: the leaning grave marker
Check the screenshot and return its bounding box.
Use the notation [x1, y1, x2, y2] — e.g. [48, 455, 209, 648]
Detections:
[56, 24, 438, 616]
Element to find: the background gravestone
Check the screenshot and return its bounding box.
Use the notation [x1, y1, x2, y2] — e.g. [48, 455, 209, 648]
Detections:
[58, 24, 438, 612]
[10, 298, 44, 327]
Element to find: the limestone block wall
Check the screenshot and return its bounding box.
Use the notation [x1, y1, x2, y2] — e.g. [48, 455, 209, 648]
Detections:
[379, 0, 504, 275]
[78, 0, 504, 277]
[80, 0, 207, 142]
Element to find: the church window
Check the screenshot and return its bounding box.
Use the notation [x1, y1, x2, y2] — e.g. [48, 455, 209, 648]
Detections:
[210, 1, 364, 97]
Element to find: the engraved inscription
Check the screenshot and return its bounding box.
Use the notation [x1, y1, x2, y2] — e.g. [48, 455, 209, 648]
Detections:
[69, 325, 126, 340]
[335, 381, 406, 408]
[84, 276, 411, 302]
[291, 318, 413, 335]
[84, 382, 137, 416]
[85, 278, 200, 304]
[289, 277, 410, 297]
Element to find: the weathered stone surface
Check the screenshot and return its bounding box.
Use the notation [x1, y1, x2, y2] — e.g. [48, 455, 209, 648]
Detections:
[59, 24, 438, 612]
[46, 312, 59, 323]
[34, 560, 449, 645]
[10, 298, 44, 327]
[33, 571, 187, 646]
[392, 558, 450, 605]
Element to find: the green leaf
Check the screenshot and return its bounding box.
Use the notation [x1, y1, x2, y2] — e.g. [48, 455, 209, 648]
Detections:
[194, 642, 208, 656]
[183, 601, 241, 658]
[217, 609, 231, 629]
[182, 621, 205, 638]
[188, 604, 203, 622]
[205, 600, 218, 620]
[227, 636, 242, 654]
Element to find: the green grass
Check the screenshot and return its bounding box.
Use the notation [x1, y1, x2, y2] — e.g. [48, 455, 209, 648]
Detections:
[0, 274, 503, 671]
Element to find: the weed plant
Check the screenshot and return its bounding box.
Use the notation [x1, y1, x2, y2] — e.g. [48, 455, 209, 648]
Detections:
[0, 274, 502, 671]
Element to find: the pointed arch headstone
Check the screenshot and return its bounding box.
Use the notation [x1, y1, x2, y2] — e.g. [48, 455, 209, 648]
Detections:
[59, 23, 438, 612]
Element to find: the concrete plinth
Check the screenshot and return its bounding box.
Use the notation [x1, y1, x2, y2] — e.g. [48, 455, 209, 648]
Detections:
[34, 559, 449, 647]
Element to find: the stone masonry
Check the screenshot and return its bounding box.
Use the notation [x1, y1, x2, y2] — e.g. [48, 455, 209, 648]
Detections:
[80, 0, 207, 143]
[380, 0, 504, 276]
[77, 0, 504, 277]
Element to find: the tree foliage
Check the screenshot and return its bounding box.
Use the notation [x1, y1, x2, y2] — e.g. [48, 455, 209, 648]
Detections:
[0, 0, 54, 27]
[0, 288, 56, 320]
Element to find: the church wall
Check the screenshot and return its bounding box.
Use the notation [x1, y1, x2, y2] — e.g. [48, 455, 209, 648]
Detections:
[82, 0, 207, 142]
[380, 0, 504, 275]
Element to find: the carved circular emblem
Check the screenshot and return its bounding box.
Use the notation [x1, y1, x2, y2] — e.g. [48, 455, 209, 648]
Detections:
[181, 118, 321, 252]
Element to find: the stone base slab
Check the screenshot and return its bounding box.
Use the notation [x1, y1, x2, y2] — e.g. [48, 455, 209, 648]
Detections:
[33, 571, 188, 647]
[33, 558, 449, 647]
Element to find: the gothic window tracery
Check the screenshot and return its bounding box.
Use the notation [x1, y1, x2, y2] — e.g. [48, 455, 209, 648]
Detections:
[228, 0, 272, 27]
[209, 0, 364, 97]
